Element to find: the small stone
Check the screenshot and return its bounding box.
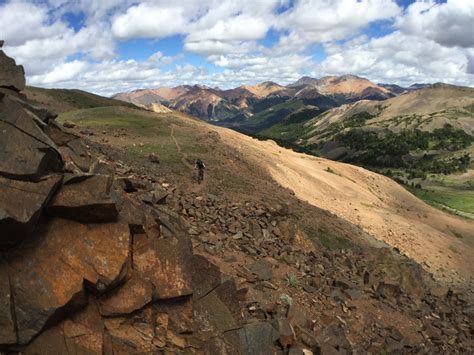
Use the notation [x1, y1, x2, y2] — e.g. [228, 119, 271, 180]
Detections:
[247, 259, 272, 281]
[63, 121, 76, 128]
[278, 318, 295, 348]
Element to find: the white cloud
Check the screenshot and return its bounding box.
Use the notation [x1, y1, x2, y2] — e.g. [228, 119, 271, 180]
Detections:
[30, 60, 89, 84]
[275, 0, 401, 47]
[111, 3, 191, 39]
[317, 31, 473, 86]
[186, 15, 270, 43]
[0, 1, 69, 46]
[396, 0, 474, 48]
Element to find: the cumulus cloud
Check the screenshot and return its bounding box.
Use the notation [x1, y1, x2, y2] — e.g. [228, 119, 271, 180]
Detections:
[1, 0, 116, 78]
[111, 3, 192, 39]
[318, 31, 473, 86]
[396, 0, 474, 48]
[274, 0, 401, 51]
[0, 1, 69, 46]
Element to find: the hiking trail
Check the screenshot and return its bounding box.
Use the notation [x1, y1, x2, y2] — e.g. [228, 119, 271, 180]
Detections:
[170, 124, 193, 170]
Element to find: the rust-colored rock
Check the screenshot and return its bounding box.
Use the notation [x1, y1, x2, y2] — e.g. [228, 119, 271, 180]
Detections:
[0, 94, 62, 180]
[47, 174, 118, 223]
[133, 229, 193, 300]
[24, 302, 104, 354]
[5, 218, 130, 344]
[98, 272, 153, 316]
[104, 307, 157, 353]
[63, 302, 104, 354]
[0, 174, 62, 248]
[59, 138, 92, 173]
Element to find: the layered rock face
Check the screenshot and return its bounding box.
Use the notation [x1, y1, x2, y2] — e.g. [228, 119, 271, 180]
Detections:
[0, 46, 246, 354]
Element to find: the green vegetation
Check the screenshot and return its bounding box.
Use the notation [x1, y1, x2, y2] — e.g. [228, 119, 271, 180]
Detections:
[343, 111, 374, 128]
[306, 226, 351, 250]
[285, 273, 299, 288]
[259, 107, 321, 141]
[222, 99, 308, 134]
[28, 86, 134, 110]
[334, 124, 473, 175]
[279, 294, 293, 306]
[407, 186, 474, 216]
[58, 106, 209, 169]
[58, 106, 168, 138]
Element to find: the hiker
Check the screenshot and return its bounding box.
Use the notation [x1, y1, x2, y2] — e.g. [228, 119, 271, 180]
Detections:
[195, 159, 206, 183]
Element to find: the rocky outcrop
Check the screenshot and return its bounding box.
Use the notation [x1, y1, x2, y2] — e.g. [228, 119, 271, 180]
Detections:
[46, 174, 118, 222]
[0, 43, 25, 92]
[0, 93, 62, 181]
[0, 48, 247, 354]
[0, 175, 62, 247]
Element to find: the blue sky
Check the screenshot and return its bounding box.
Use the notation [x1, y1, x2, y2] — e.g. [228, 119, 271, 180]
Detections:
[0, 0, 472, 95]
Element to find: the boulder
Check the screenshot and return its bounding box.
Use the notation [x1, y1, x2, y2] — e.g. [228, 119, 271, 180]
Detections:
[0, 174, 62, 248]
[62, 301, 105, 354]
[59, 138, 92, 173]
[0, 50, 25, 92]
[5, 92, 57, 123]
[277, 318, 296, 348]
[22, 326, 69, 354]
[47, 174, 118, 223]
[194, 288, 241, 351]
[0, 94, 62, 180]
[44, 121, 92, 172]
[4, 218, 130, 344]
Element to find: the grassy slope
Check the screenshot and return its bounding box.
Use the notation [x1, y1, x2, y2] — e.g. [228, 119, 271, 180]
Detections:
[408, 186, 474, 217]
[25, 86, 135, 114]
[59, 107, 209, 170]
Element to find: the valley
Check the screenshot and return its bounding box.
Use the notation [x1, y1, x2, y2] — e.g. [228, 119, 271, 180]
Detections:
[114, 78, 474, 220]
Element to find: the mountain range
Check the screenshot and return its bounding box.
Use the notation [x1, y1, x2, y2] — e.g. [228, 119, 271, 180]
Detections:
[112, 75, 398, 121]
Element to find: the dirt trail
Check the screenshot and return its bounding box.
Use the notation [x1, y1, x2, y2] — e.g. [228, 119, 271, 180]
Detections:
[170, 124, 207, 192]
[208, 125, 474, 286]
[170, 125, 194, 170]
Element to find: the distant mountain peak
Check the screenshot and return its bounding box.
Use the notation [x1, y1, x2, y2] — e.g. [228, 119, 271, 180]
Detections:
[289, 76, 319, 87]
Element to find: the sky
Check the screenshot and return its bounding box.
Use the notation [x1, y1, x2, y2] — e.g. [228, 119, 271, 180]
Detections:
[1, 0, 473, 96]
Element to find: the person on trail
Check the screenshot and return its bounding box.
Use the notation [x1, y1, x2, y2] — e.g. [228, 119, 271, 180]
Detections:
[195, 159, 206, 183]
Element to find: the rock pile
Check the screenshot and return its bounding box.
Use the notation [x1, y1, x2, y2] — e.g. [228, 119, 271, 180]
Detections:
[161, 190, 474, 353]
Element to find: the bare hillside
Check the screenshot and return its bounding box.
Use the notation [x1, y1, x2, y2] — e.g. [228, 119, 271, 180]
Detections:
[306, 84, 474, 138]
[212, 126, 474, 286]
